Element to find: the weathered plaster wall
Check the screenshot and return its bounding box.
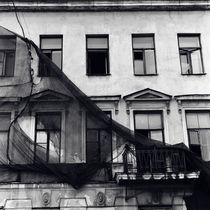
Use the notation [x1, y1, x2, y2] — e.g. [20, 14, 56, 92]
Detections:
[0, 10, 210, 146]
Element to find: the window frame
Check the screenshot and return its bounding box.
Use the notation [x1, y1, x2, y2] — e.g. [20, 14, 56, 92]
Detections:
[0, 35, 16, 77]
[86, 34, 110, 76]
[86, 111, 112, 163]
[134, 110, 165, 143]
[34, 112, 62, 163]
[178, 34, 205, 75]
[39, 34, 63, 77]
[132, 34, 157, 76]
[185, 110, 210, 157]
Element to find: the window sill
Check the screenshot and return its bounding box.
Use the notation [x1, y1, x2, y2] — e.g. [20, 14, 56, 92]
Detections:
[181, 73, 206, 76]
[86, 73, 111, 76]
[134, 74, 158, 76]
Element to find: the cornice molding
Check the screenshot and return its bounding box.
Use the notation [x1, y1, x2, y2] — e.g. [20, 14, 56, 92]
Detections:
[1, 1, 210, 12]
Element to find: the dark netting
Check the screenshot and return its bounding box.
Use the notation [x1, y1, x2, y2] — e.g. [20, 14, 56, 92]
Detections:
[0, 25, 209, 189]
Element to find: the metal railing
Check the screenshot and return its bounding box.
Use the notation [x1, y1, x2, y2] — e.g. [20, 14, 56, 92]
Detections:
[122, 146, 194, 174]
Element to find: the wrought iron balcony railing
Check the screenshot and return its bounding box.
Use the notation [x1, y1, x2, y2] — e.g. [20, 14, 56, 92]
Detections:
[122, 145, 198, 176]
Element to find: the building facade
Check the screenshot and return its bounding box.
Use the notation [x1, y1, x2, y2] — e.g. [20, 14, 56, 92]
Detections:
[0, 0, 209, 210]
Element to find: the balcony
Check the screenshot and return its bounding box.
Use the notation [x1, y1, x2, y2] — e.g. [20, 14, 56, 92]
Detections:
[115, 145, 200, 184]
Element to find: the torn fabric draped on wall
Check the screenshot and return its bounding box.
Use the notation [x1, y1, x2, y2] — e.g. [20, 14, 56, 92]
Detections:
[0, 26, 209, 189]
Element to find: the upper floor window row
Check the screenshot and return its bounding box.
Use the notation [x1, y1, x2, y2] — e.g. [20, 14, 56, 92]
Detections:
[0, 34, 205, 77]
[38, 33, 205, 77]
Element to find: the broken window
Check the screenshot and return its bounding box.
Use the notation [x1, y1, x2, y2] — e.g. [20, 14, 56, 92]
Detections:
[134, 111, 164, 142]
[86, 35, 109, 75]
[39, 35, 62, 76]
[178, 35, 204, 74]
[0, 113, 11, 162]
[35, 112, 61, 163]
[0, 36, 16, 76]
[132, 35, 157, 75]
[186, 112, 210, 160]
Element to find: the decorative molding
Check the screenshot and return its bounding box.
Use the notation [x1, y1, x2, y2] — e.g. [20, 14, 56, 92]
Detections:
[4, 199, 32, 209]
[1, 1, 210, 12]
[174, 94, 210, 114]
[95, 191, 106, 206]
[124, 88, 172, 114]
[60, 197, 87, 207]
[89, 95, 121, 115]
[124, 88, 172, 102]
[42, 192, 51, 206]
[25, 90, 72, 102]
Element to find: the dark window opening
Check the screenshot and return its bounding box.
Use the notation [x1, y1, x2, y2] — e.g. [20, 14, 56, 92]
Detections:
[86, 36, 109, 75]
[39, 35, 62, 77]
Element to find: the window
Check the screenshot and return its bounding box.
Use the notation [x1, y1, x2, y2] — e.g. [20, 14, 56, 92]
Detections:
[132, 34, 156, 75]
[86, 35, 109, 75]
[134, 111, 164, 142]
[86, 112, 112, 163]
[39, 35, 62, 76]
[0, 113, 10, 162]
[0, 36, 16, 76]
[35, 112, 61, 163]
[186, 112, 210, 160]
[178, 34, 204, 74]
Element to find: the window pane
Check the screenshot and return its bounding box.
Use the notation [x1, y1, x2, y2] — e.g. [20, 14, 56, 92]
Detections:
[0, 132, 8, 163]
[145, 50, 156, 74]
[200, 130, 210, 161]
[5, 51, 15, 76]
[36, 113, 61, 130]
[188, 130, 199, 145]
[179, 36, 200, 48]
[0, 113, 10, 131]
[198, 113, 210, 128]
[134, 51, 144, 74]
[87, 130, 99, 142]
[86, 142, 99, 162]
[87, 37, 108, 49]
[135, 114, 149, 130]
[41, 38, 62, 49]
[186, 113, 199, 129]
[191, 50, 203, 74]
[0, 38, 16, 50]
[133, 37, 154, 49]
[88, 51, 108, 74]
[180, 53, 191, 74]
[0, 52, 4, 62]
[36, 131, 47, 144]
[52, 51, 61, 69]
[150, 130, 163, 141]
[100, 130, 112, 162]
[49, 131, 60, 163]
[148, 113, 162, 129]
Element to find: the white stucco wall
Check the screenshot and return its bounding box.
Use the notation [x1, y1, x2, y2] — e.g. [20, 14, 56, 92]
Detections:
[0, 10, 210, 145]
